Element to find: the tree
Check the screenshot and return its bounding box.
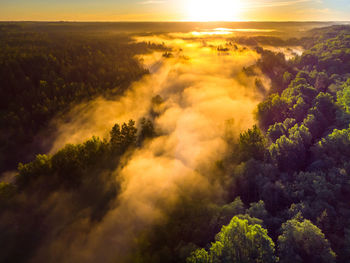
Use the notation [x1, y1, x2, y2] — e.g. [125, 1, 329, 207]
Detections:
[17, 154, 51, 187]
[303, 114, 322, 138]
[312, 127, 350, 165]
[268, 123, 311, 171]
[278, 219, 336, 263]
[288, 124, 312, 146]
[267, 122, 287, 142]
[283, 71, 292, 86]
[291, 97, 309, 122]
[110, 123, 122, 149]
[256, 94, 290, 130]
[187, 249, 209, 263]
[282, 83, 317, 106]
[269, 136, 305, 172]
[121, 120, 138, 147]
[315, 72, 329, 92]
[247, 200, 268, 221]
[138, 118, 155, 145]
[309, 92, 337, 127]
[337, 79, 350, 113]
[238, 125, 267, 162]
[187, 216, 277, 263]
[110, 120, 137, 154]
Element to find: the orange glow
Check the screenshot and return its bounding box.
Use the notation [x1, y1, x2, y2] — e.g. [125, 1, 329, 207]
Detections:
[187, 0, 243, 21]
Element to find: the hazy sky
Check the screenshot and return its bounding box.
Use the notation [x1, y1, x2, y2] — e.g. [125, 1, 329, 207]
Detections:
[0, 0, 349, 21]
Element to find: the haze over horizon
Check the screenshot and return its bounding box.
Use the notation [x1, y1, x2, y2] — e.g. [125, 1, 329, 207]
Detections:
[1, 0, 350, 22]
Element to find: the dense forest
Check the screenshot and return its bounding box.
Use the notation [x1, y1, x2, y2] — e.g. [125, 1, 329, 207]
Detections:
[1, 23, 350, 263]
[0, 23, 167, 173]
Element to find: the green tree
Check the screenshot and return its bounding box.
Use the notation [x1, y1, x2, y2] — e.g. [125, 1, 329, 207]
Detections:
[267, 122, 287, 142]
[238, 125, 267, 162]
[17, 154, 51, 187]
[269, 124, 311, 171]
[247, 200, 268, 221]
[309, 92, 337, 127]
[256, 94, 290, 130]
[187, 216, 277, 263]
[187, 249, 209, 263]
[312, 127, 350, 165]
[282, 71, 292, 86]
[278, 219, 336, 263]
[269, 136, 304, 171]
[337, 79, 350, 113]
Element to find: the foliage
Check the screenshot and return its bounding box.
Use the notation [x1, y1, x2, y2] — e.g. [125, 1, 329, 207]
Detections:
[0, 23, 167, 173]
[278, 219, 336, 263]
[2, 24, 350, 263]
[238, 125, 267, 162]
[187, 216, 277, 263]
[0, 119, 145, 262]
[337, 79, 350, 113]
[256, 94, 290, 130]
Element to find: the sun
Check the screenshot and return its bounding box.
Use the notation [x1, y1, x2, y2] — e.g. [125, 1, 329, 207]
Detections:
[187, 0, 243, 22]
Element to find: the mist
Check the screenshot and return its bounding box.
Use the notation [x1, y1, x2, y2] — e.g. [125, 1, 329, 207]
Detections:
[29, 30, 271, 262]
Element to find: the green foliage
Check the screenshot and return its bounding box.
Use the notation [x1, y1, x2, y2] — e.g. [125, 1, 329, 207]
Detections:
[299, 33, 350, 74]
[281, 83, 318, 121]
[312, 126, 350, 165]
[282, 83, 318, 106]
[267, 118, 296, 142]
[337, 79, 350, 113]
[2, 24, 350, 263]
[187, 249, 209, 263]
[283, 71, 292, 86]
[187, 216, 277, 263]
[288, 124, 312, 145]
[17, 154, 50, 187]
[16, 120, 139, 190]
[0, 119, 150, 262]
[268, 124, 312, 171]
[256, 48, 292, 93]
[238, 125, 267, 162]
[309, 92, 337, 125]
[232, 159, 288, 212]
[256, 94, 290, 130]
[315, 72, 329, 91]
[0, 24, 168, 173]
[267, 122, 288, 142]
[278, 219, 336, 263]
[247, 200, 268, 221]
[269, 136, 303, 171]
[219, 197, 246, 222]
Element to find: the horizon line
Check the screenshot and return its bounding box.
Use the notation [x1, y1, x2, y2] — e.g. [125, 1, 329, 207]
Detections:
[0, 20, 349, 23]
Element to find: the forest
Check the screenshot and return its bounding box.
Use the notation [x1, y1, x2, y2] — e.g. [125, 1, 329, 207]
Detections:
[1, 22, 350, 263]
[0, 23, 167, 174]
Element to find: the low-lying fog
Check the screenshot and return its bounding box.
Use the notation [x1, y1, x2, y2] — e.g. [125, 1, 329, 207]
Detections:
[33, 28, 300, 262]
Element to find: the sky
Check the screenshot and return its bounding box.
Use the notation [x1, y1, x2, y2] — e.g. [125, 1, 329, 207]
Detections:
[0, 0, 349, 21]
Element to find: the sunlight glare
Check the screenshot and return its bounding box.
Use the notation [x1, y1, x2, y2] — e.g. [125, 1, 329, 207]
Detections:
[187, 0, 243, 21]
